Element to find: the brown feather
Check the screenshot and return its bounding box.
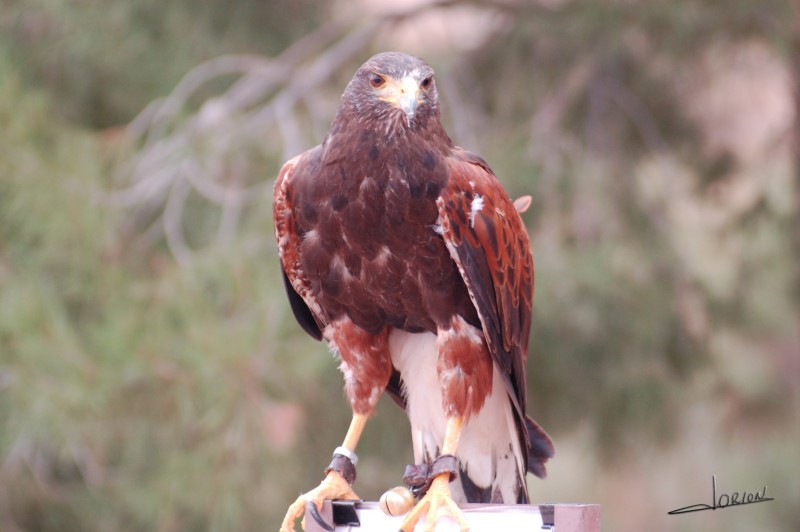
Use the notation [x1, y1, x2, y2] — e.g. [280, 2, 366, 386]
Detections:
[435, 148, 555, 478]
[273, 52, 553, 493]
[436, 148, 533, 411]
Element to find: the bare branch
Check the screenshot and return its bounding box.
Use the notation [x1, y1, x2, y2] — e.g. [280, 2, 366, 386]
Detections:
[163, 177, 193, 267]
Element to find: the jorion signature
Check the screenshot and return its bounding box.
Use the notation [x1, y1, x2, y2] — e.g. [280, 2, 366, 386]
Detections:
[668, 475, 775, 515]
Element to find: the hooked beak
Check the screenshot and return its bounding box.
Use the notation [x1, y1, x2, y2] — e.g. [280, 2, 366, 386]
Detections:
[397, 76, 419, 122]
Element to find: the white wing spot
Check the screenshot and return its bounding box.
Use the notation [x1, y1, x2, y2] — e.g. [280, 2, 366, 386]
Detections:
[470, 195, 484, 228]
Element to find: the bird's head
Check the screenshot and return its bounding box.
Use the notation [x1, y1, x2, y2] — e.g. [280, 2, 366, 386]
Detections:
[340, 52, 441, 133]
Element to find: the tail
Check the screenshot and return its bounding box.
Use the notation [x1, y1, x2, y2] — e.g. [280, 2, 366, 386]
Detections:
[524, 414, 555, 481]
[453, 368, 554, 504]
[456, 412, 553, 504]
[455, 412, 554, 504]
[451, 381, 528, 504]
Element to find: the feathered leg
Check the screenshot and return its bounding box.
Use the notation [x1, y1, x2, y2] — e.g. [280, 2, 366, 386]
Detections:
[399, 416, 470, 532]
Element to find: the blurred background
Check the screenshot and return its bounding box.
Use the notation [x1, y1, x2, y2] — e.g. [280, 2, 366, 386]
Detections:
[1, 0, 798, 530]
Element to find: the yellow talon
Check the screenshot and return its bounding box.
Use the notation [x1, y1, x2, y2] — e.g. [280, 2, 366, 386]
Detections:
[399, 474, 469, 532]
[279, 470, 360, 532]
[281, 414, 368, 531]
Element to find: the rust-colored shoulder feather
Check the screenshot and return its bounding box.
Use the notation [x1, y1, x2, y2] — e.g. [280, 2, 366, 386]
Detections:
[437, 148, 554, 478]
[436, 148, 534, 416]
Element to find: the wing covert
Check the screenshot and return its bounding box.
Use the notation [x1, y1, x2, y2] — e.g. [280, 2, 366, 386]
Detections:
[436, 148, 534, 413]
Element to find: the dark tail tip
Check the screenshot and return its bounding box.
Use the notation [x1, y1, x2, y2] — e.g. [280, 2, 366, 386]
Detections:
[525, 415, 555, 479]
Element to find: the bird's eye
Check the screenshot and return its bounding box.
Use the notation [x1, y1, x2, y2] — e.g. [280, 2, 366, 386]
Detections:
[369, 73, 386, 88]
[420, 76, 433, 90]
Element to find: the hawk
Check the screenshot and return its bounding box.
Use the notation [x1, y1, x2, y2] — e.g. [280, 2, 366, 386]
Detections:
[274, 52, 554, 531]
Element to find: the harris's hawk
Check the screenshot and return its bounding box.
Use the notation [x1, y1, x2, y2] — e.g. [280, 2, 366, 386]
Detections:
[274, 52, 554, 531]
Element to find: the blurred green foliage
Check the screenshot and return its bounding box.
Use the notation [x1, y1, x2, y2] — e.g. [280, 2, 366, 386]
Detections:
[0, 1, 798, 531]
[0, 0, 323, 127]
